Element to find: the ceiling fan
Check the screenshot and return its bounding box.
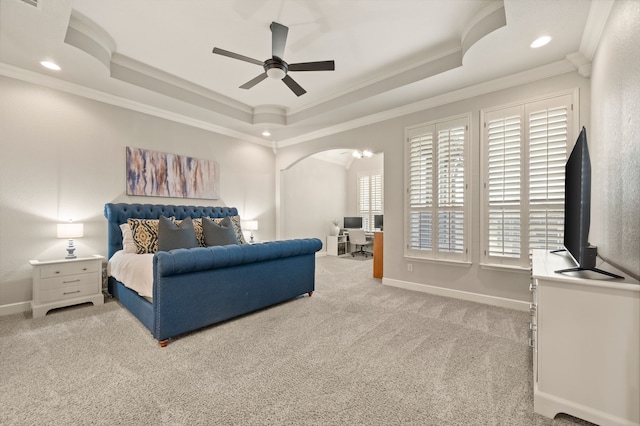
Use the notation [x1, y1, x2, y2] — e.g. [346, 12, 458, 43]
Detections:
[212, 21, 335, 97]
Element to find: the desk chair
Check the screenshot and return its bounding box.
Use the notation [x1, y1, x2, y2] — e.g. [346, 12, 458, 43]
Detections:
[348, 229, 372, 257]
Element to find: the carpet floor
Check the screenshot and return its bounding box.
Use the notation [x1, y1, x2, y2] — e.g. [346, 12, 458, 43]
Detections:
[0, 256, 594, 425]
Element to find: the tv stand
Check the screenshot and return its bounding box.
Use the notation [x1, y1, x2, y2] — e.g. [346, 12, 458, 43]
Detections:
[531, 250, 639, 426]
[549, 248, 624, 279]
[554, 266, 624, 279]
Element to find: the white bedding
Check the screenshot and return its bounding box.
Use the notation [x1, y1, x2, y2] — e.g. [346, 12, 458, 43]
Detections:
[107, 250, 154, 299]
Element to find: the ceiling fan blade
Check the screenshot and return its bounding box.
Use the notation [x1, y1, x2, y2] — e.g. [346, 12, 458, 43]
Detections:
[240, 73, 268, 89]
[282, 75, 306, 97]
[288, 60, 335, 72]
[270, 22, 288, 60]
[212, 47, 263, 66]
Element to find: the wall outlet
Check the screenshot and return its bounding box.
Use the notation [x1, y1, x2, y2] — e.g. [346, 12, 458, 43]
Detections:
[407, 263, 413, 272]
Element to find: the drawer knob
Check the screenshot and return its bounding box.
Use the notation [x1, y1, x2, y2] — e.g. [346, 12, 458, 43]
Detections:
[63, 279, 81, 284]
[63, 290, 81, 295]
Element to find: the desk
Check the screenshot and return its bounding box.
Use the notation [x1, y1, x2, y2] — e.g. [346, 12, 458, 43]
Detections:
[373, 232, 383, 278]
[326, 235, 348, 256]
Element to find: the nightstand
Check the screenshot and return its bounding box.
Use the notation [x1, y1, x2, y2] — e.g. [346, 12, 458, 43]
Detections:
[29, 255, 105, 318]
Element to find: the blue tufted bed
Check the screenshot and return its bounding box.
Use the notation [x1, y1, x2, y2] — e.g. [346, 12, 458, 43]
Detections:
[104, 203, 322, 346]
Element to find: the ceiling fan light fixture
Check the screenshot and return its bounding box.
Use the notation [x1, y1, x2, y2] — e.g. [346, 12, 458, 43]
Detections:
[264, 58, 288, 80]
[266, 67, 286, 80]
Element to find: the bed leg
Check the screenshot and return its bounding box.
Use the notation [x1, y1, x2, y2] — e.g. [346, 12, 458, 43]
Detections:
[308, 291, 313, 297]
[158, 339, 169, 347]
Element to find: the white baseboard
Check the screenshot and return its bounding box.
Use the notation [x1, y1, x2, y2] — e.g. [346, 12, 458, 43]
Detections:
[382, 277, 530, 311]
[0, 301, 31, 316]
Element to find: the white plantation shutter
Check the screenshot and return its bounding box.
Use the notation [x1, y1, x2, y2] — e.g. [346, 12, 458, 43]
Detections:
[486, 112, 522, 259]
[437, 126, 465, 253]
[528, 103, 568, 251]
[406, 117, 468, 261]
[408, 129, 434, 252]
[358, 171, 383, 232]
[482, 94, 572, 267]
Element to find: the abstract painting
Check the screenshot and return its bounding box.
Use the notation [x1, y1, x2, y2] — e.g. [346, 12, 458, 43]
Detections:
[126, 147, 219, 199]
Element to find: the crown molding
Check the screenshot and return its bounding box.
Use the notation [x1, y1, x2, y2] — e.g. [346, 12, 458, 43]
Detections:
[1, 56, 578, 151]
[277, 59, 577, 147]
[566, 52, 591, 78]
[0, 62, 269, 147]
[580, 0, 615, 60]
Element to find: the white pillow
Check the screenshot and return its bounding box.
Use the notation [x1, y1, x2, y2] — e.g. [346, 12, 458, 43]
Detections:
[120, 223, 137, 254]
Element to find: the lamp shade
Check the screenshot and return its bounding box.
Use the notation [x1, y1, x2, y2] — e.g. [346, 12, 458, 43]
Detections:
[57, 223, 84, 239]
[243, 220, 258, 231]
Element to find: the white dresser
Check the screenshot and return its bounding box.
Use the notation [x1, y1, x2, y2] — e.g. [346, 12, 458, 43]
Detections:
[530, 249, 639, 426]
[30, 255, 105, 318]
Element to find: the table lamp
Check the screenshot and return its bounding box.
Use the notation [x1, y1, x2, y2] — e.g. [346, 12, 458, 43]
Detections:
[57, 221, 84, 259]
[243, 220, 258, 243]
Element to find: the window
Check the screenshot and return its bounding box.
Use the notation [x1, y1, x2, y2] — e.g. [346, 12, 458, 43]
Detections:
[481, 93, 574, 268]
[358, 171, 383, 232]
[405, 116, 469, 262]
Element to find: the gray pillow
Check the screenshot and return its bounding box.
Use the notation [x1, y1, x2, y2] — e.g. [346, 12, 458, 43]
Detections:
[202, 216, 238, 246]
[158, 216, 199, 251]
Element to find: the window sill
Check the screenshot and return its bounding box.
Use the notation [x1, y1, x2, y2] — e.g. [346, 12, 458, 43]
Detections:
[480, 263, 531, 274]
[404, 256, 472, 268]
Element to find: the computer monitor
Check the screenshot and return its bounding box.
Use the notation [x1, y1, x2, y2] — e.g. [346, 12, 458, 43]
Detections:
[343, 216, 363, 229]
[374, 214, 383, 230]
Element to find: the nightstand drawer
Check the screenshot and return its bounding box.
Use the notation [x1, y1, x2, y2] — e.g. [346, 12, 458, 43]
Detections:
[40, 283, 97, 303]
[39, 272, 99, 291]
[39, 261, 100, 279]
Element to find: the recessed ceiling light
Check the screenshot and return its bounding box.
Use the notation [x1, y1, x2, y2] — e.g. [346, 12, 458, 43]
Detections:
[262, 130, 271, 137]
[40, 60, 61, 71]
[530, 36, 552, 49]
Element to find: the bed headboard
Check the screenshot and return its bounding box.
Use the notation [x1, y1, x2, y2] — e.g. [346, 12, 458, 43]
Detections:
[104, 203, 239, 259]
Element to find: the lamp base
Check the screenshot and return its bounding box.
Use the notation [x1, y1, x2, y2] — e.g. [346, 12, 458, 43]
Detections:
[65, 239, 77, 259]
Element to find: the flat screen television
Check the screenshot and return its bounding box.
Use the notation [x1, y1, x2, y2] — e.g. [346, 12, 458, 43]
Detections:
[343, 216, 363, 229]
[553, 127, 623, 279]
[374, 214, 383, 230]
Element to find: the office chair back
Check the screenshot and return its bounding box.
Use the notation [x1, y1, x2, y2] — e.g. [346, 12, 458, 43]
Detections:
[348, 229, 367, 245]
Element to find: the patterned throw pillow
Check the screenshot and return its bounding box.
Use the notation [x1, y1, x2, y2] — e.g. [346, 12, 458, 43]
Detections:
[214, 215, 247, 244]
[190, 218, 205, 247]
[127, 217, 172, 254]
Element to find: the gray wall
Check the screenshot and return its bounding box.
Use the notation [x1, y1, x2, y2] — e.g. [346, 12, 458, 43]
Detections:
[281, 156, 347, 247]
[279, 152, 383, 254]
[276, 72, 592, 306]
[589, 0, 640, 278]
[0, 76, 275, 309]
